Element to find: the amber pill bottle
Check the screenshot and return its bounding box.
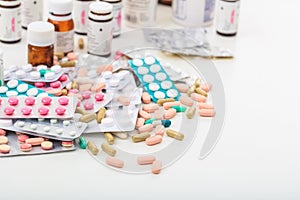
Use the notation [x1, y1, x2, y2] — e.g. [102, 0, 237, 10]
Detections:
[27, 21, 55, 67]
[47, 0, 74, 54]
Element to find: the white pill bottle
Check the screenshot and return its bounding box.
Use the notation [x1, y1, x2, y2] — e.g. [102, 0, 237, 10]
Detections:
[73, 0, 95, 35]
[101, 0, 122, 37]
[172, 0, 215, 27]
[87, 1, 113, 56]
[21, 0, 44, 29]
[215, 0, 240, 36]
[123, 0, 158, 28]
[0, 49, 3, 86]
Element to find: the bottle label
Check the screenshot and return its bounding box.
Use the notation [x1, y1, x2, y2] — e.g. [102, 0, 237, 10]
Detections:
[21, 0, 43, 28]
[55, 30, 74, 53]
[87, 19, 113, 56]
[112, 3, 122, 36]
[0, 7, 21, 42]
[124, 0, 157, 27]
[73, 1, 91, 34]
[216, 1, 240, 34]
[172, 0, 187, 20]
[204, 0, 215, 23]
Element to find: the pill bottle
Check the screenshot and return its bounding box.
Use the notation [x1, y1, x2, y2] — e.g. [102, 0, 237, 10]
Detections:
[123, 0, 158, 28]
[216, 0, 240, 36]
[87, 1, 113, 57]
[172, 0, 215, 27]
[47, 0, 74, 54]
[27, 21, 55, 67]
[100, 0, 122, 37]
[0, 0, 21, 43]
[159, 0, 172, 6]
[21, 0, 43, 29]
[73, 0, 95, 35]
[0, 49, 3, 86]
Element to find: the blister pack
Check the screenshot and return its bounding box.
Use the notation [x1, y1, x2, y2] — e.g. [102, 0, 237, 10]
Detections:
[0, 131, 76, 157]
[4, 64, 64, 82]
[105, 88, 142, 108]
[0, 96, 76, 119]
[128, 56, 181, 102]
[78, 92, 113, 113]
[13, 119, 87, 141]
[34, 73, 71, 91]
[0, 80, 53, 98]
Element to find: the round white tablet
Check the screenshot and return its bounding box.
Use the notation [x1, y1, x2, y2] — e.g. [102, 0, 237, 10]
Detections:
[44, 126, 50, 132]
[36, 65, 47, 72]
[155, 72, 167, 81]
[102, 71, 112, 79]
[149, 83, 160, 91]
[16, 70, 26, 79]
[17, 121, 25, 127]
[154, 91, 165, 99]
[101, 118, 114, 126]
[0, 86, 8, 94]
[166, 89, 179, 98]
[51, 65, 62, 73]
[137, 67, 149, 75]
[29, 71, 40, 80]
[144, 56, 155, 65]
[109, 79, 120, 87]
[6, 90, 18, 97]
[17, 84, 29, 93]
[4, 70, 10, 78]
[56, 128, 63, 135]
[161, 80, 172, 90]
[36, 93, 48, 98]
[63, 120, 70, 126]
[69, 131, 76, 137]
[76, 122, 83, 128]
[22, 64, 33, 72]
[26, 88, 38, 96]
[30, 124, 37, 130]
[50, 119, 58, 124]
[143, 74, 154, 83]
[132, 58, 143, 67]
[44, 72, 56, 80]
[150, 64, 161, 73]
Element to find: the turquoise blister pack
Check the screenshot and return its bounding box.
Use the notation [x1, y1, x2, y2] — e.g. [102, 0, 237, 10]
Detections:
[0, 80, 54, 97]
[128, 56, 180, 102]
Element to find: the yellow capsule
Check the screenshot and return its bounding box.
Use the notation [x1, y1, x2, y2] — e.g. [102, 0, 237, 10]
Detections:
[87, 141, 99, 156]
[104, 132, 114, 145]
[186, 106, 196, 119]
[75, 107, 88, 115]
[54, 52, 64, 59]
[195, 88, 208, 97]
[132, 132, 151, 143]
[157, 98, 175, 106]
[187, 85, 196, 96]
[97, 107, 106, 123]
[78, 38, 84, 49]
[71, 80, 79, 90]
[61, 89, 68, 96]
[101, 143, 116, 157]
[193, 78, 201, 88]
[79, 113, 96, 123]
[166, 129, 184, 141]
[60, 60, 76, 68]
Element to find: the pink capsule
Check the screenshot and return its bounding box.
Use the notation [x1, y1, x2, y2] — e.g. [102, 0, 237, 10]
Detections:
[59, 74, 68, 82]
[0, 98, 2, 105]
[138, 110, 151, 120]
[163, 101, 180, 110]
[106, 156, 124, 168]
[146, 135, 163, 146]
[58, 97, 69, 106]
[76, 101, 81, 107]
[25, 97, 35, 106]
[152, 160, 162, 174]
[84, 102, 94, 110]
[153, 110, 164, 120]
[4, 107, 15, 115]
[21, 107, 32, 115]
[8, 97, 19, 106]
[137, 155, 156, 165]
[138, 124, 154, 133]
[81, 91, 91, 100]
[154, 125, 165, 136]
[198, 103, 214, 110]
[69, 89, 79, 94]
[143, 104, 159, 113]
[199, 109, 215, 117]
[34, 82, 45, 88]
[191, 93, 207, 103]
[55, 106, 66, 115]
[200, 83, 211, 92]
[41, 97, 52, 105]
[179, 96, 194, 107]
[135, 118, 145, 129]
[38, 107, 49, 115]
[164, 108, 176, 119]
[50, 81, 61, 89]
[95, 93, 104, 101]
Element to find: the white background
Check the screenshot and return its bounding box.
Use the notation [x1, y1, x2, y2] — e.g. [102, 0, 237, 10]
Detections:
[0, 0, 300, 199]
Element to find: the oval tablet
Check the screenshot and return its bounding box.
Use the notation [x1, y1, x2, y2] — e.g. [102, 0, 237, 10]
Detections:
[0, 136, 8, 144]
[152, 160, 162, 174]
[137, 155, 156, 165]
[148, 83, 160, 91]
[146, 135, 162, 146]
[26, 137, 44, 146]
[106, 156, 124, 168]
[17, 84, 29, 93]
[199, 109, 216, 117]
[179, 96, 194, 107]
[154, 91, 165, 99]
[0, 86, 8, 94]
[143, 74, 154, 83]
[7, 80, 18, 89]
[150, 64, 161, 73]
[166, 89, 179, 98]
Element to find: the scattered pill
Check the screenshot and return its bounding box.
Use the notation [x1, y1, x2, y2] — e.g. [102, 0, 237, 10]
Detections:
[195, 88, 208, 97]
[166, 129, 184, 140]
[179, 96, 194, 107]
[198, 103, 214, 110]
[101, 143, 116, 157]
[138, 124, 154, 133]
[0, 129, 6, 136]
[132, 132, 151, 143]
[97, 107, 106, 123]
[143, 104, 159, 113]
[75, 107, 87, 115]
[139, 110, 151, 120]
[106, 156, 124, 168]
[171, 105, 187, 112]
[163, 101, 180, 110]
[78, 38, 84, 49]
[79, 136, 87, 149]
[104, 132, 114, 145]
[175, 83, 189, 93]
[186, 106, 196, 119]
[137, 155, 156, 165]
[142, 92, 151, 104]
[154, 125, 165, 136]
[144, 118, 156, 125]
[87, 141, 99, 156]
[199, 109, 216, 117]
[79, 113, 96, 123]
[191, 93, 207, 103]
[200, 83, 211, 92]
[164, 108, 176, 119]
[146, 135, 163, 146]
[152, 160, 162, 174]
[157, 98, 175, 106]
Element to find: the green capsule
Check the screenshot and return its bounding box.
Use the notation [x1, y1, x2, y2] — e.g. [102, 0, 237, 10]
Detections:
[79, 136, 87, 149]
[39, 69, 47, 77]
[144, 118, 156, 125]
[171, 106, 187, 112]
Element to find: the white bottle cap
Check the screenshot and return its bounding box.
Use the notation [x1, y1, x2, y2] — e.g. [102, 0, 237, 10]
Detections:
[48, 0, 73, 14]
[89, 2, 113, 20]
[27, 21, 54, 47]
[0, 0, 21, 7]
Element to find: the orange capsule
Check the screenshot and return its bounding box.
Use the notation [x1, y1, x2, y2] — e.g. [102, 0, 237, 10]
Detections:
[137, 155, 156, 165]
[142, 92, 151, 104]
[179, 96, 194, 107]
[152, 160, 162, 174]
[139, 110, 151, 120]
[143, 104, 159, 113]
[138, 124, 154, 133]
[135, 118, 145, 129]
[163, 101, 180, 110]
[146, 135, 162, 146]
[199, 109, 215, 117]
[200, 83, 211, 92]
[164, 108, 176, 119]
[198, 103, 214, 109]
[191, 93, 206, 103]
[106, 156, 124, 168]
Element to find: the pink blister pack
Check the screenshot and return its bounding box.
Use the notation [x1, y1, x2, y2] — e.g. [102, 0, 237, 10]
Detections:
[78, 91, 113, 113]
[0, 96, 77, 119]
[34, 73, 71, 91]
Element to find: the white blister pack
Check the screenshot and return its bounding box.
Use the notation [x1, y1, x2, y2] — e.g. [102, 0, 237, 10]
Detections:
[78, 91, 113, 113]
[13, 119, 87, 141]
[105, 88, 142, 108]
[4, 64, 64, 83]
[99, 70, 132, 91]
[0, 96, 77, 119]
[0, 131, 76, 157]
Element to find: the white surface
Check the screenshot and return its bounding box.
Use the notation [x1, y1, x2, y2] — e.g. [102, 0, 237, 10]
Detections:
[1, 0, 300, 199]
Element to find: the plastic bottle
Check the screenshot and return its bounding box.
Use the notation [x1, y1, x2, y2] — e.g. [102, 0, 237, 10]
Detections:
[0, 0, 21, 43]
[101, 0, 122, 37]
[73, 0, 95, 35]
[27, 21, 55, 67]
[21, 0, 43, 29]
[87, 1, 113, 56]
[47, 0, 74, 54]
[0, 49, 3, 86]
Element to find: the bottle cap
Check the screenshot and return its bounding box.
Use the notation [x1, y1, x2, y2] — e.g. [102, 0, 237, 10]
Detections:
[89, 2, 113, 20]
[27, 21, 54, 47]
[48, 0, 73, 14]
[0, 0, 21, 7]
